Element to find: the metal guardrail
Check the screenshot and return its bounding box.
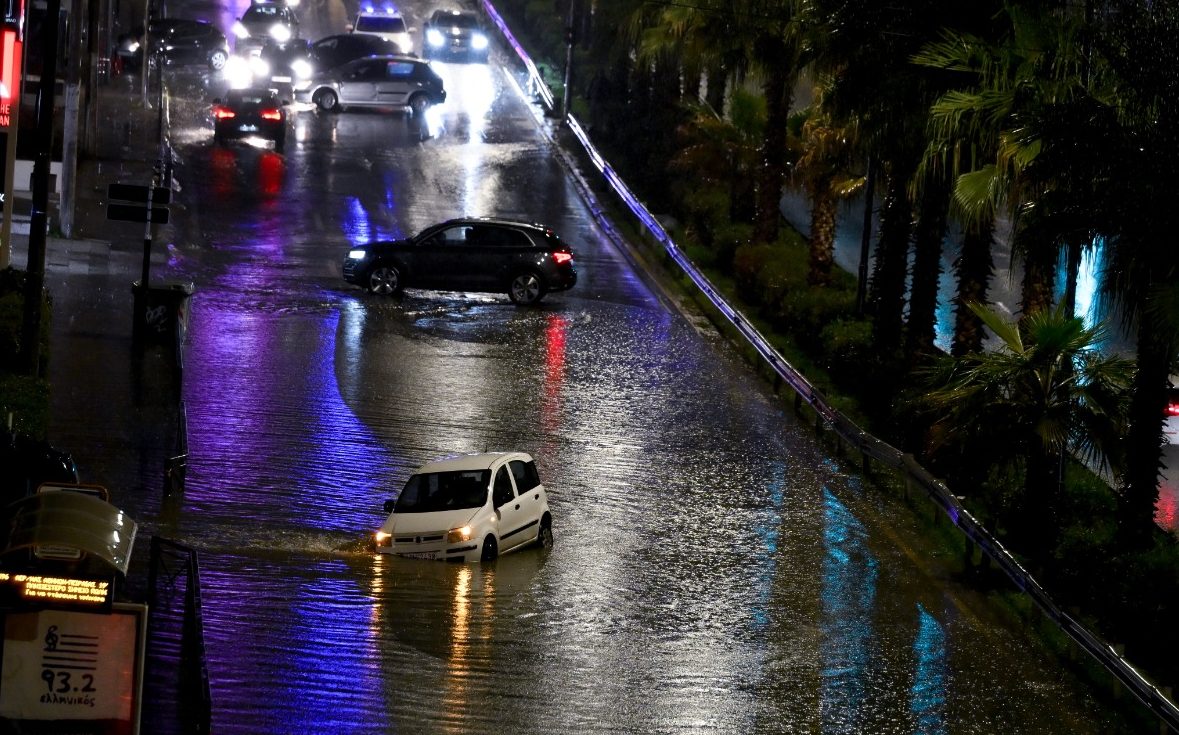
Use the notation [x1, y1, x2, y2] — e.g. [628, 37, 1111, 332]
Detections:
[147, 536, 212, 734]
[481, 1, 1179, 729]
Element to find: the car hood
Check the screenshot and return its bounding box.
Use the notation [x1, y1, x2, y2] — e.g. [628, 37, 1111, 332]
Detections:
[381, 507, 478, 535]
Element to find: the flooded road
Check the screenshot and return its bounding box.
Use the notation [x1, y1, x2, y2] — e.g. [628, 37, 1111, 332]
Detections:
[42, 1, 1138, 731]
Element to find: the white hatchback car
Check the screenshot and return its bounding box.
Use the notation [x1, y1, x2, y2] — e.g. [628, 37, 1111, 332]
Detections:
[348, 9, 414, 55]
[374, 452, 553, 562]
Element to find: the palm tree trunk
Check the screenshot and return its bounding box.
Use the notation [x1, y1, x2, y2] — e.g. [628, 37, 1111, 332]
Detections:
[807, 179, 837, 286]
[869, 160, 915, 351]
[1019, 234, 1058, 321]
[754, 51, 794, 244]
[907, 172, 951, 361]
[1118, 320, 1174, 546]
[951, 217, 995, 357]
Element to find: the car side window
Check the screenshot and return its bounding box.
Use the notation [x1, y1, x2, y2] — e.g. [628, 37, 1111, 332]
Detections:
[427, 226, 474, 247]
[509, 460, 539, 492]
[386, 61, 415, 78]
[493, 467, 515, 508]
[484, 228, 530, 248]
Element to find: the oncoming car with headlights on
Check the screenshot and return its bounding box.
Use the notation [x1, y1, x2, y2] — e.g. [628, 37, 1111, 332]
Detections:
[422, 9, 490, 62]
[232, 0, 300, 57]
[374, 452, 553, 563]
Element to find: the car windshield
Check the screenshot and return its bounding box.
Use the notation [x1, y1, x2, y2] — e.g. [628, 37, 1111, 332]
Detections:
[393, 470, 490, 513]
[356, 16, 406, 33]
[244, 6, 284, 22]
[434, 13, 479, 29]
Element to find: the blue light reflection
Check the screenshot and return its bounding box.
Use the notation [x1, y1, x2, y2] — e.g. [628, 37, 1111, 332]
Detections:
[910, 603, 948, 734]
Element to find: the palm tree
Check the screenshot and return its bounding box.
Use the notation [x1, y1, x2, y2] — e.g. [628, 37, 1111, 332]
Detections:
[789, 85, 863, 286]
[633, 0, 804, 243]
[923, 303, 1133, 557]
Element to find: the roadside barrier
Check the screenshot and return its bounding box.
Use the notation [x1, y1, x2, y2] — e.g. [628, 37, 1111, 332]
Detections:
[481, 1, 1179, 729]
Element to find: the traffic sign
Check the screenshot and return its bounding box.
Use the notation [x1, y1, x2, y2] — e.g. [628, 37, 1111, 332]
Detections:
[106, 203, 170, 224]
[107, 183, 171, 204]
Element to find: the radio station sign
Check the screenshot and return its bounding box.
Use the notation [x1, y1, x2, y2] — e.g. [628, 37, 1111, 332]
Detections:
[0, 604, 145, 733]
[0, 572, 113, 607]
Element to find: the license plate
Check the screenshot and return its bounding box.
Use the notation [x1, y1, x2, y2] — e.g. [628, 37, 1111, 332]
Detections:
[401, 552, 437, 560]
[240, 124, 258, 132]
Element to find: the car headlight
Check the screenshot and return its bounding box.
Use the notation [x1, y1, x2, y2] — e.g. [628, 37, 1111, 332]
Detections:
[426, 29, 444, 47]
[232, 21, 249, 39]
[291, 59, 312, 79]
[374, 531, 390, 546]
[126, 40, 140, 53]
[471, 33, 488, 50]
[224, 55, 253, 88]
[249, 57, 270, 78]
[270, 24, 292, 42]
[347, 249, 367, 260]
[446, 526, 473, 543]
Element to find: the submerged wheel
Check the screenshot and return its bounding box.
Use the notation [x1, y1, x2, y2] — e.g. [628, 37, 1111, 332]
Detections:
[367, 265, 401, 295]
[508, 272, 546, 305]
[480, 535, 498, 562]
[409, 94, 429, 118]
[315, 89, 339, 112]
[534, 515, 553, 550]
[209, 49, 228, 71]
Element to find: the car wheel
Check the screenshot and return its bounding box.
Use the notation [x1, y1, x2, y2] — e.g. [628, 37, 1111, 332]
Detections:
[534, 514, 553, 550]
[480, 535, 498, 562]
[508, 271, 546, 305]
[314, 89, 339, 112]
[408, 94, 429, 118]
[209, 49, 228, 72]
[367, 265, 402, 295]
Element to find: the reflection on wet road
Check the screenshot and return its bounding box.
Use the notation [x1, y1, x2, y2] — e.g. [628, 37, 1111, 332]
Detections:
[53, 2, 1135, 730]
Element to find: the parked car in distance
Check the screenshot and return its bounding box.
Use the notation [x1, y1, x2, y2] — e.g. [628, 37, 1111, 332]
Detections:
[212, 87, 289, 150]
[115, 18, 230, 73]
[422, 9, 489, 62]
[374, 452, 553, 563]
[306, 33, 402, 75]
[348, 7, 414, 54]
[232, 1, 300, 56]
[342, 217, 577, 305]
[293, 55, 445, 115]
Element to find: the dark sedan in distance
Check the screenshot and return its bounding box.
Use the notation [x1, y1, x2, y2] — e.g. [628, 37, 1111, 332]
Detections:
[212, 87, 288, 150]
[342, 218, 577, 305]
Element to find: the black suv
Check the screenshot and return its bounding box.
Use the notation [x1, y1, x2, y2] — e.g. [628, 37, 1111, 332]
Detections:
[305, 33, 401, 75]
[342, 218, 577, 305]
[116, 18, 230, 73]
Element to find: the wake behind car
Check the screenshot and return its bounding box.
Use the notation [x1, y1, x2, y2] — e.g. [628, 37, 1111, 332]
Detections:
[374, 452, 553, 563]
[212, 87, 289, 150]
[422, 9, 490, 62]
[293, 55, 445, 115]
[342, 217, 577, 305]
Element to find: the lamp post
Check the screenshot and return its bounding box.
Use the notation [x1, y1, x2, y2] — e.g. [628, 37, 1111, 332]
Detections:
[561, 0, 574, 122]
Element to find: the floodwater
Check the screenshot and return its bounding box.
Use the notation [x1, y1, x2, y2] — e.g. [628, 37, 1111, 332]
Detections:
[40, 1, 1142, 731]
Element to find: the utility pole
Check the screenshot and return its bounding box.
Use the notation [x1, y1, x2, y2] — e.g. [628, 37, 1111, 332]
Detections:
[20, 0, 62, 375]
[561, 0, 574, 122]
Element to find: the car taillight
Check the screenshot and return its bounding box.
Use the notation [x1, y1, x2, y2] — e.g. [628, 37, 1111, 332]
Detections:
[213, 106, 235, 120]
[260, 108, 283, 121]
[1167, 401, 1179, 418]
[552, 251, 573, 266]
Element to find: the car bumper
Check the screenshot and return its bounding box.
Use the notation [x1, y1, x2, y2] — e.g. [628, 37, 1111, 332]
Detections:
[374, 536, 481, 563]
[216, 122, 285, 139]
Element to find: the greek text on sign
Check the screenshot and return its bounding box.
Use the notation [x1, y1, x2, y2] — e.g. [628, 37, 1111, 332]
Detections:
[0, 573, 111, 605]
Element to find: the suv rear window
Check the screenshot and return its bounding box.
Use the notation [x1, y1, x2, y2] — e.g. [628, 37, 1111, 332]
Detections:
[356, 16, 406, 33]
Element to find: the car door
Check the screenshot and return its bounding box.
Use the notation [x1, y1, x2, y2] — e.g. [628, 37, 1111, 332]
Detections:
[412, 223, 479, 290]
[375, 59, 417, 107]
[337, 59, 380, 105]
[508, 458, 545, 543]
[491, 465, 531, 552]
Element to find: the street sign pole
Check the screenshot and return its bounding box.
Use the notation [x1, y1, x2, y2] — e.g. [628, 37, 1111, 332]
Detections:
[139, 183, 153, 289]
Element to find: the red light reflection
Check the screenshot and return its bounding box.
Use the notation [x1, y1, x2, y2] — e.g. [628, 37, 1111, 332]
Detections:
[258, 152, 284, 197]
[541, 313, 568, 435]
